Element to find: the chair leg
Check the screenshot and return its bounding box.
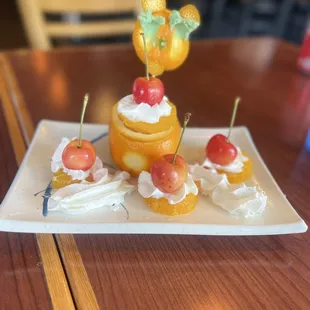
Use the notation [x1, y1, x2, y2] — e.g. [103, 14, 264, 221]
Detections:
[208, 0, 228, 37]
[16, 0, 51, 49]
[237, 2, 256, 37]
[273, 0, 295, 38]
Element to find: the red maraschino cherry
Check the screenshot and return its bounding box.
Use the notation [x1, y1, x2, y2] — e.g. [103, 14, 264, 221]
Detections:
[132, 32, 164, 106]
[151, 113, 191, 193]
[62, 94, 96, 171]
[206, 134, 237, 166]
[206, 97, 241, 166]
[133, 77, 164, 106]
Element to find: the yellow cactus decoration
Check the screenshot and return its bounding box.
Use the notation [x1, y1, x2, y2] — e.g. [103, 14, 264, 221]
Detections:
[133, 0, 200, 76]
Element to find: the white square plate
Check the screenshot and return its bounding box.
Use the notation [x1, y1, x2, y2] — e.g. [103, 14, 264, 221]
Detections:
[0, 120, 307, 235]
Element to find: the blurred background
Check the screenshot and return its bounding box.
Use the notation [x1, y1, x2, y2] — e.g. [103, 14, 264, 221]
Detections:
[1, 0, 310, 50]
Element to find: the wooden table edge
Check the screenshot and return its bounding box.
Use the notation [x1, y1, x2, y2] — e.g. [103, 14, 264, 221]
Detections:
[3, 36, 296, 56]
[0, 55, 75, 310]
[0, 54, 99, 310]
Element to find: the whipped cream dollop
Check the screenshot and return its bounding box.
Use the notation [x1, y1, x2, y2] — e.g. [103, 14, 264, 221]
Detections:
[48, 170, 134, 214]
[138, 171, 198, 204]
[211, 183, 267, 218]
[117, 94, 172, 124]
[51, 137, 102, 181]
[190, 165, 228, 195]
[190, 165, 267, 218]
[203, 146, 248, 173]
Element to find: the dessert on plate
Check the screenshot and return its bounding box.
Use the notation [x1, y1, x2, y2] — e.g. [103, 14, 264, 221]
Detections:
[203, 98, 253, 184]
[188, 98, 266, 218]
[48, 94, 134, 215]
[138, 113, 199, 216]
[109, 33, 181, 176]
[48, 169, 134, 215]
[51, 94, 101, 189]
[190, 165, 267, 218]
[39, 1, 271, 222]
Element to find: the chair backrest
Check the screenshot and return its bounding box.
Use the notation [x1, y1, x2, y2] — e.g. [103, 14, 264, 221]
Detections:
[17, 0, 139, 49]
[207, 0, 298, 40]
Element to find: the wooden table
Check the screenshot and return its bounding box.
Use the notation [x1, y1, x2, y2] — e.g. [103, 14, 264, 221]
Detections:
[1, 38, 310, 309]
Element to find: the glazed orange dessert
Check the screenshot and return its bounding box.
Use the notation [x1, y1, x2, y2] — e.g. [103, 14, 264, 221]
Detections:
[138, 113, 198, 216]
[109, 33, 181, 177]
[109, 98, 181, 177]
[51, 94, 98, 189]
[132, 0, 200, 76]
[110, 0, 201, 176]
[203, 98, 253, 184]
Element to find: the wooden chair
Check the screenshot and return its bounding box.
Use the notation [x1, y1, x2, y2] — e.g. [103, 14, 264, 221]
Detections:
[17, 0, 140, 49]
[207, 0, 303, 43]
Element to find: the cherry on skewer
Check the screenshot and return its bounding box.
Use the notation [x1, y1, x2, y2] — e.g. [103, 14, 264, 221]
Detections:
[132, 32, 164, 106]
[62, 94, 96, 171]
[206, 97, 241, 166]
[151, 113, 191, 193]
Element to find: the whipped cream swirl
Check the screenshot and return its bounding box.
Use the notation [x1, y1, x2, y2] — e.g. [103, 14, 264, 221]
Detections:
[117, 95, 171, 124]
[138, 171, 198, 204]
[51, 137, 102, 181]
[211, 183, 267, 218]
[203, 146, 248, 173]
[190, 165, 267, 218]
[190, 165, 228, 195]
[48, 170, 134, 214]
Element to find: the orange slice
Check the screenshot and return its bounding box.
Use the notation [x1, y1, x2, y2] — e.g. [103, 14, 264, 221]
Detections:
[111, 104, 178, 142]
[109, 103, 181, 176]
[217, 153, 253, 184]
[149, 61, 165, 76]
[145, 193, 198, 216]
[118, 101, 178, 134]
[51, 169, 92, 189]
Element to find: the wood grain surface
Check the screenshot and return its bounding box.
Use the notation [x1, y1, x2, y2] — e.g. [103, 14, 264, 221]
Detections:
[0, 76, 52, 309]
[4, 38, 310, 309]
[0, 55, 94, 309]
[56, 234, 99, 310]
